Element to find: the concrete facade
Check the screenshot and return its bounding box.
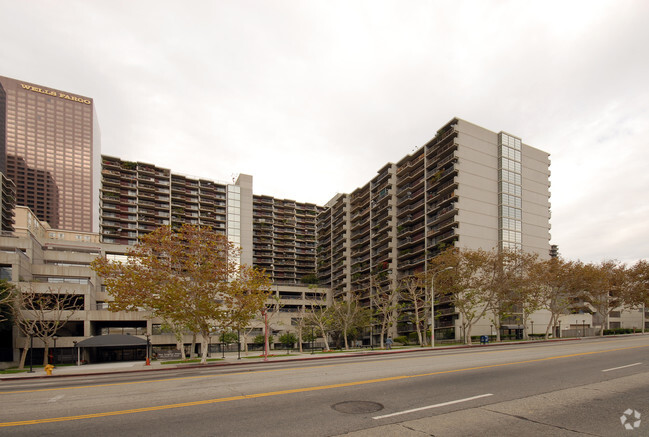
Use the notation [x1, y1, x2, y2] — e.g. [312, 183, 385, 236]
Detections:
[316, 118, 553, 341]
[0, 207, 328, 365]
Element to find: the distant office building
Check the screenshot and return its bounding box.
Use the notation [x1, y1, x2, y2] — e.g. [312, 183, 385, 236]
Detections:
[0, 75, 100, 232]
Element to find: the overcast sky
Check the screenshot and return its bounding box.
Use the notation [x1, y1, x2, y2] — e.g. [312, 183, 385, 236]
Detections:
[1, 0, 648, 264]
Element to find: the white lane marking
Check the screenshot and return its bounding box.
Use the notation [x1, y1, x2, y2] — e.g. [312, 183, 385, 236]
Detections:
[48, 394, 65, 403]
[602, 362, 642, 372]
[373, 393, 494, 419]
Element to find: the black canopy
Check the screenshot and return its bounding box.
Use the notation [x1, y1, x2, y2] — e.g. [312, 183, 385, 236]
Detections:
[75, 334, 147, 348]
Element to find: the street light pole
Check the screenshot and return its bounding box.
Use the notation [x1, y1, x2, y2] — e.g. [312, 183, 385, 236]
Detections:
[145, 334, 150, 366]
[52, 335, 58, 366]
[237, 328, 241, 360]
[263, 309, 269, 362]
[28, 330, 34, 373]
[431, 267, 453, 349]
[531, 320, 534, 337]
[73, 340, 80, 366]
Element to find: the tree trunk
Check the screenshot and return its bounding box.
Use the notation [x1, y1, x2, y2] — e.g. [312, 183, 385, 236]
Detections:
[465, 324, 473, 345]
[544, 314, 554, 340]
[380, 320, 387, 348]
[413, 309, 423, 346]
[19, 347, 28, 369]
[320, 326, 330, 351]
[42, 344, 50, 366]
[176, 338, 186, 360]
[200, 332, 209, 364]
[297, 328, 303, 353]
[174, 327, 186, 360]
[190, 333, 197, 358]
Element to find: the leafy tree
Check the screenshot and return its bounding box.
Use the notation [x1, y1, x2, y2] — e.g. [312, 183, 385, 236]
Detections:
[481, 250, 540, 341]
[300, 274, 319, 285]
[626, 260, 649, 329]
[279, 332, 297, 348]
[220, 331, 238, 344]
[91, 224, 271, 364]
[581, 260, 627, 336]
[253, 334, 273, 345]
[530, 258, 584, 339]
[429, 247, 491, 345]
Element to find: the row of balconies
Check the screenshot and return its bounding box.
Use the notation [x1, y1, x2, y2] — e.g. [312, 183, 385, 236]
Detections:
[397, 162, 425, 187]
[397, 198, 425, 218]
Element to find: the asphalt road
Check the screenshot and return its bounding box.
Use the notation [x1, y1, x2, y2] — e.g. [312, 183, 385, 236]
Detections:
[1, 336, 648, 436]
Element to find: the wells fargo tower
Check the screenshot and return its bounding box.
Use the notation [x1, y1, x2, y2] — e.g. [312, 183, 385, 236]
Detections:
[0, 75, 100, 232]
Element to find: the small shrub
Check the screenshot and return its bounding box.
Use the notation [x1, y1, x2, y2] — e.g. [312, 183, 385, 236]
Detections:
[394, 335, 409, 345]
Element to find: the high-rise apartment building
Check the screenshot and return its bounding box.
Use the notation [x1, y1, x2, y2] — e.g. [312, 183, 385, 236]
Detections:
[100, 156, 322, 283]
[316, 118, 551, 337]
[252, 195, 324, 285]
[0, 76, 100, 232]
[99, 156, 255, 265]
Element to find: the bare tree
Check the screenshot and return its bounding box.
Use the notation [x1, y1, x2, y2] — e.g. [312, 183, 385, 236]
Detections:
[399, 272, 429, 346]
[371, 279, 401, 349]
[304, 298, 333, 351]
[329, 294, 371, 350]
[12, 285, 79, 368]
[0, 280, 14, 324]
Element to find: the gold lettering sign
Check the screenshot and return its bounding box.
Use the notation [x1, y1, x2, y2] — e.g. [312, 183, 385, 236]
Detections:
[20, 84, 91, 105]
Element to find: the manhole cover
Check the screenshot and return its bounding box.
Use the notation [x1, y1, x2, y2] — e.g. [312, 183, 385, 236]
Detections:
[332, 401, 384, 414]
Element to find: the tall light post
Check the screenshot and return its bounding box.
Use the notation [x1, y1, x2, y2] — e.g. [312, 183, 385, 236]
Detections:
[530, 320, 534, 337]
[263, 308, 269, 362]
[27, 330, 34, 373]
[237, 328, 241, 360]
[431, 267, 453, 349]
[52, 335, 58, 366]
[145, 333, 151, 366]
[73, 340, 80, 366]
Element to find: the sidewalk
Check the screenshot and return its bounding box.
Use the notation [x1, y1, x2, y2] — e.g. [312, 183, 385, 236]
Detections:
[0, 337, 583, 380]
[0, 347, 417, 380]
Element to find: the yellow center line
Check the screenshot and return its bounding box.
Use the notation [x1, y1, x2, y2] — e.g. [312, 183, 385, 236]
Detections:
[0, 343, 646, 428]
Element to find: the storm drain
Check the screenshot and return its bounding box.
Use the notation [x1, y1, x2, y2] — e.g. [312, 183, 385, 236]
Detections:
[332, 401, 384, 414]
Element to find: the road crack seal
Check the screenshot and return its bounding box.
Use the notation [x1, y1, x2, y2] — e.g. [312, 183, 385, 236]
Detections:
[482, 407, 601, 436]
